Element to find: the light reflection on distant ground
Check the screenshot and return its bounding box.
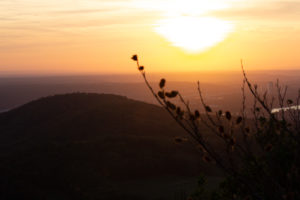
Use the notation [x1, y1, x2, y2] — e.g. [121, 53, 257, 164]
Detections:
[272, 105, 300, 113]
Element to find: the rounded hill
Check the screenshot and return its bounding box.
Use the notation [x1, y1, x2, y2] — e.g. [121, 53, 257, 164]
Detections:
[0, 93, 209, 200]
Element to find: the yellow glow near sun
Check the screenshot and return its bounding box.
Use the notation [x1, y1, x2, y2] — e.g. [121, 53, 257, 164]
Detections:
[134, 0, 235, 53]
[155, 16, 234, 53]
[135, 0, 229, 16]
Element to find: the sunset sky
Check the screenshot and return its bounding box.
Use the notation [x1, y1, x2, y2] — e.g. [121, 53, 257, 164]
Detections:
[1, 0, 300, 75]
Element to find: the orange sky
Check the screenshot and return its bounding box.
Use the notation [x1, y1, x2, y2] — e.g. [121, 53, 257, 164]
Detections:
[1, 0, 300, 75]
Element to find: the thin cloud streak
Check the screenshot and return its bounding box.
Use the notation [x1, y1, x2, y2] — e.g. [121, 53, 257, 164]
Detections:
[210, 1, 300, 21]
[51, 9, 117, 15]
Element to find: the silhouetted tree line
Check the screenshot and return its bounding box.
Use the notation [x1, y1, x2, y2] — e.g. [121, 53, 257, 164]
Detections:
[132, 55, 300, 200]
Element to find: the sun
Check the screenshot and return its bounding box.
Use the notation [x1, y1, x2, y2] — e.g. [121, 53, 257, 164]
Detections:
[134, 0, 235, 53]
[154, 16, 234, 53]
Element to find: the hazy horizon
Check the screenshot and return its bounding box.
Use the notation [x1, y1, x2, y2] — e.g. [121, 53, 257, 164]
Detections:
[1, 68, 300, 79]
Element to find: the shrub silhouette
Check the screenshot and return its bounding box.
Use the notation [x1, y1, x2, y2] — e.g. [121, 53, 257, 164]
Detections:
[132, 55, 300, 200]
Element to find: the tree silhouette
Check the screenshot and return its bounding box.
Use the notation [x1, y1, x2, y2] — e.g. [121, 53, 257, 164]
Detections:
[132, 55, 300, 200]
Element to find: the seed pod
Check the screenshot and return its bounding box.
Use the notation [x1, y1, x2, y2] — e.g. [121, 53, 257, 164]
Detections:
[171, 91, 178, 97]
[218, 126, 224, 133]
[138, 66, 144, 71]
[275, 122, 281, 131]
[195, 110, 200, 118]
[225, 111, 232, 120]
[165, 90, 178, 98]
[230, 145, 235, 152]
[265, 143, 273, 152]
[223, 133, 231, 140]
[159, 79, 166, 89]
[230, 138, 236, 145]
[202, 155, 212, 163]
[176, 107, 181, 115]
[236, 116, 243, 124]
[205, 106, 212, 112]
[218, 110, 223, 116]
[176, 107, 184, 118]
[190, 114, 196, 121]
[166, 101, 176, 110]
[287, 99, 293, 105]
[196, 145, 206, 152]
[158, 91, 165, 99]
[131, 54, 138, 61]
[259, 117, 266, 125]
[174, 137, 183, 144]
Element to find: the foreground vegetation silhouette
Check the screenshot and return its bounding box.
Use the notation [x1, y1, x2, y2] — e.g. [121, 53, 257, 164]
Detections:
[132, 55, 300, 200]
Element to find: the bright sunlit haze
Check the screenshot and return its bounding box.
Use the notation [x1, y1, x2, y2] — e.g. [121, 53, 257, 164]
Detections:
[1, 2, 300, 199]
[1, 0, 300, 75]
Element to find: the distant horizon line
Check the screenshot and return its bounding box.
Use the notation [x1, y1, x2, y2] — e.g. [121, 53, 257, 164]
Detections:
[1, 68, 300, 78]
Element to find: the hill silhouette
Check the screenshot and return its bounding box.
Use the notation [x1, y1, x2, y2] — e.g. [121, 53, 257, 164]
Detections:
[0, 93, 214, 200]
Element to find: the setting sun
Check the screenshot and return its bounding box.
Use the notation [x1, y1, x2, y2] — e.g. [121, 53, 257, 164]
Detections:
[155, 16, 234, 53]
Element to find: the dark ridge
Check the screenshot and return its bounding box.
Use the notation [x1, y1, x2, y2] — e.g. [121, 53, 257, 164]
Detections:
[0, 93, 216, 200]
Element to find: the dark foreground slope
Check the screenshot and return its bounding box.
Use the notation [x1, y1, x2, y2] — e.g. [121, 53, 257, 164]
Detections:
[0, 93, 214, 200]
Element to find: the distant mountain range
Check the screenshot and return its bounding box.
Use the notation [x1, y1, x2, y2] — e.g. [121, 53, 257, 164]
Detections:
[0, 93, 216, 200]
